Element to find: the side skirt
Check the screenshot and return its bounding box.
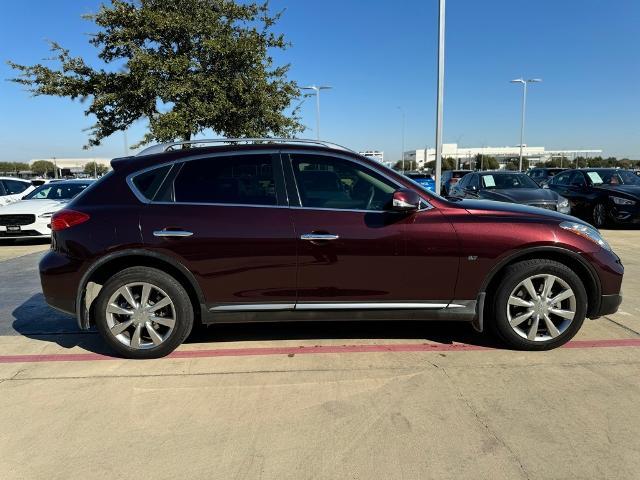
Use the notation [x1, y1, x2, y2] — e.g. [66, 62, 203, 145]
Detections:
[203, 301, 477, 324]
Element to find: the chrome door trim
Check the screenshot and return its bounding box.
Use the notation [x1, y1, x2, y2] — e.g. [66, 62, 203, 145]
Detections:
[301, 233, 340, 241]
[210, 303, 296, 311]
[208, 302, 469, 312]
[153, 230, 194, 238]
[295, 302, 450, 310]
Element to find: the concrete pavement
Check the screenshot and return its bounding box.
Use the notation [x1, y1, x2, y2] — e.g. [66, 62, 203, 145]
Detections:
[0, 230, 638, 480]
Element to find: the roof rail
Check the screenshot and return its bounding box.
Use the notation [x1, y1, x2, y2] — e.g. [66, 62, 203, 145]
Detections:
[136, 138, 355, 157]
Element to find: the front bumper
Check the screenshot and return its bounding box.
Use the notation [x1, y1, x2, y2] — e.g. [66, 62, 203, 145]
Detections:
[610, 204, 640, 224]
[0, 219, 51, 239]
[594, 294, 623, 317]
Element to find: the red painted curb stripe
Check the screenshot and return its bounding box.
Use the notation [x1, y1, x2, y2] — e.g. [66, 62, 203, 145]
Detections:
[0, 338, 639, 364]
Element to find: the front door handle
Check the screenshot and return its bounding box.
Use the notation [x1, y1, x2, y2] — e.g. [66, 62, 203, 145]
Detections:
[301, 233, 340, 241]
[153, 229, 194, 238]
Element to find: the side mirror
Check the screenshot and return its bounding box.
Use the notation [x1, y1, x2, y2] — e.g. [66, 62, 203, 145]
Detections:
[467, 185, 478, 191]
[391, 188, 421, 212]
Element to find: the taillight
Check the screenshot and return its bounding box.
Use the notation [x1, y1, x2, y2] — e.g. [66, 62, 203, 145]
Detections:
[50, 210, 90, 232]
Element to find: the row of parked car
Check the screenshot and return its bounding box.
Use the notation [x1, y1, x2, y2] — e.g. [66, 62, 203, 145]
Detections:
[0, 178, 93, 240]
[405, 167, 640, 228]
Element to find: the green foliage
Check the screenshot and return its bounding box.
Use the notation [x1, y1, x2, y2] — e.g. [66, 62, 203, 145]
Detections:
[474, 154, 499, 170]
[424, 157, 456, 172]
[0, 162, 30, 174]
[393, 159, 419, 171]
[505, 158, 529, 171]
[31, 160, 56, 177]
[84, 162, 109, 176]
[8, 0, 303, 148]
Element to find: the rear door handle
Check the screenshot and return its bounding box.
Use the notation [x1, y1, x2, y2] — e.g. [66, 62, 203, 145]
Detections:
[301, 233, 340, 241]
[153, 229, 194, 238]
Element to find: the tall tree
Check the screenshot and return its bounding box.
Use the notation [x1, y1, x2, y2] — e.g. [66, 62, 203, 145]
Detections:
[8, 0, 303, 149]
[31, 160, 56, 177]
[84, 162, 110, 177]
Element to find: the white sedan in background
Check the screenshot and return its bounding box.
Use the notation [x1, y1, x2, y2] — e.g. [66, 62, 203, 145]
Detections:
[0, 179, 93, 240]
[0, 177, 35, 206]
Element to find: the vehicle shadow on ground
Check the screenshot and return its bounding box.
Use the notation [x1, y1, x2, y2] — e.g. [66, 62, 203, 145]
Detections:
[11, 293, 114, 355]
[11, 293, 501, 356]
[0, 238, 51, 246]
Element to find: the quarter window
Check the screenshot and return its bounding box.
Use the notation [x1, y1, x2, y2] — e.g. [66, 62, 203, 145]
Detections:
[290, 154, 396, 210]
[132, 165, 172, 201]
[173, 154, 277, 205]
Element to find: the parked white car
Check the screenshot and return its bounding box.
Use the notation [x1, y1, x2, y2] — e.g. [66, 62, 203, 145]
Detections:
[0, 177, 35, 206]
[0, 179, 93, 240]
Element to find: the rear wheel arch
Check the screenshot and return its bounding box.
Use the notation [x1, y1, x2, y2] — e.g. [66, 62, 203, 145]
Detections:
[78, 250, 206, 328]
[481, 247, 601, 318]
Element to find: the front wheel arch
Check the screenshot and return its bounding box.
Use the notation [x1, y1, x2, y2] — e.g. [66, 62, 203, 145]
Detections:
[480, 247, 601, 319]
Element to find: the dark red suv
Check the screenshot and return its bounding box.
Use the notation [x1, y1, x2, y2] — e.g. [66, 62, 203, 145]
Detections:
[40, 139, 623, 358]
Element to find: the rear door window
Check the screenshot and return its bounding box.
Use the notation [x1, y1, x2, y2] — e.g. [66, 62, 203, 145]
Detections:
[552, 171, 571, 186]
[173, 154, 278, 206]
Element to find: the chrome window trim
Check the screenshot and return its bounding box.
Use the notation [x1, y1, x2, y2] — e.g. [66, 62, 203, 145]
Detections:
[283, 150, 433, 212]
[126, 150, 283, 206]
[126, 148, 433, 211]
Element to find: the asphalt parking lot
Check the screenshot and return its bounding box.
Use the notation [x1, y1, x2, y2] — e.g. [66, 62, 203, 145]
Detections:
[0, 232, 639, 480]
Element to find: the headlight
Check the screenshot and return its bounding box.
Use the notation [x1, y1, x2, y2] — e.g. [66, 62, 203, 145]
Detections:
[38, 212, 56, 218]
[611, 196, 636, 206]
[558, 197, 569, 207]
[560, 221, 611, 251]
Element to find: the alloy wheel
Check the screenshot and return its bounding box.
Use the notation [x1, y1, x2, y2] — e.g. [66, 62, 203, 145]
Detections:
[593, 203, 606, 227]
[105, 282, 176, 350]
[506, 274, 576, 342]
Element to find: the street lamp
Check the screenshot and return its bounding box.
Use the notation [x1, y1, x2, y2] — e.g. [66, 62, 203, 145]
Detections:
[397, 106, 406, 172]
[510, 78, 542, 172]
[434, 0, 446, 194]
[302, 85, 332, 140]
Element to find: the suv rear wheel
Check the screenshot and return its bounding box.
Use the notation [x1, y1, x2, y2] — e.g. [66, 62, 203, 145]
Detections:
[95, 267, 194, 359]
[490, 259, 587, 350]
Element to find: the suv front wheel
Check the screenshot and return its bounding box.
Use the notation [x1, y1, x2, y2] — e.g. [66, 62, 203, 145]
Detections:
[95, 267, 194, 359]
[490, 259, 587, 350]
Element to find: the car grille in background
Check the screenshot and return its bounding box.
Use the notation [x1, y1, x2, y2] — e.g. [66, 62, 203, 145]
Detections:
[528, 202, 557, 211]
[0, 214, 36, 226]
[0, 230, 41, 237]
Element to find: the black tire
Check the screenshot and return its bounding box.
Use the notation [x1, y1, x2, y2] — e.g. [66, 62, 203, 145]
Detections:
[95, 266, 194, 359]
[592, 201, 608, 228]
[489, 259, 587, 351]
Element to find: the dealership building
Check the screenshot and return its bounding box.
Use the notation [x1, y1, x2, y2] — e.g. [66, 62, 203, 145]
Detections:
[403, 144, 602, 170]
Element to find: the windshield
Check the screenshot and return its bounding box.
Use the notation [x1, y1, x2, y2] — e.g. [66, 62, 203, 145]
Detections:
[586, 170, 640, 186]
[24, 182, 91, 200]
[480, 173, 540, 189]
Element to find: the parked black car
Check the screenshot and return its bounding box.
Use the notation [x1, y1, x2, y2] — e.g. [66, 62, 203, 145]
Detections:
[441, 170, 471, 195]
[449, 171, 571, 214]
[527, 167, 567, 187]
[548, 169, 640, 227]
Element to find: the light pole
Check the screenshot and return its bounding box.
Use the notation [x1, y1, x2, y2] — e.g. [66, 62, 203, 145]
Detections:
[510, 78, 542, 172]
[397, 106, 405, 172]
[302, 85, 332, 140]
[434, 0, 446, 195]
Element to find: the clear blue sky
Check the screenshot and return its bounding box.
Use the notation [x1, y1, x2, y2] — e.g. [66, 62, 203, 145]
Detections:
[1, 0, 638, 162]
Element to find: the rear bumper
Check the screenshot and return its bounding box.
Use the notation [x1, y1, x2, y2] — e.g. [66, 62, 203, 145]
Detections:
[39, 250, 84, 316]
[593, 294, 623, 317]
